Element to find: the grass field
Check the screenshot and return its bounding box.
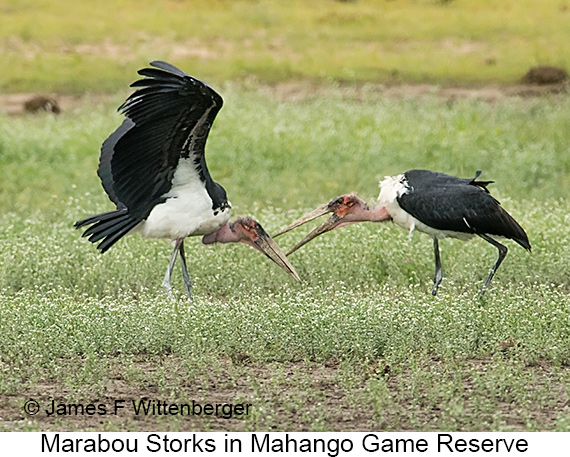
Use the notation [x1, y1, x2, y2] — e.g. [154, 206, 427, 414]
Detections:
[1, 0, 570, 434]
[1, 87, 570, 431]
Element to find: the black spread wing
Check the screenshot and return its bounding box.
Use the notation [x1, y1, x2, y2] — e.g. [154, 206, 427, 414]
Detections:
[98, 60, 224, 219]
[398, 170, 530, 250]
[75, 61, 224, 253]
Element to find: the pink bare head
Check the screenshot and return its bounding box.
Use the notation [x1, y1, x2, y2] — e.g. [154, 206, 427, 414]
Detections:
[202, 217, 300, 282]
[275, 194, 391, 255]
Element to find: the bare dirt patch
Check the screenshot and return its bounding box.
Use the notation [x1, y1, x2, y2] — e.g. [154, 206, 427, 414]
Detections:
[1, 80, 568, 116]
[0, 358, 371, 432]
[379, 358, 570, 431]
[265, 81, 568, 103]
[1, 357, 568, 432]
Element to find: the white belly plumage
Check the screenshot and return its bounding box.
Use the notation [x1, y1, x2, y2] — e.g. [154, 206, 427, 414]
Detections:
[378, 174, 474, 242]
[133, 158, 232, 240]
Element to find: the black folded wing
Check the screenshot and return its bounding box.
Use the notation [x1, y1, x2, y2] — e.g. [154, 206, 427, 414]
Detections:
[398, 170, 530, 250]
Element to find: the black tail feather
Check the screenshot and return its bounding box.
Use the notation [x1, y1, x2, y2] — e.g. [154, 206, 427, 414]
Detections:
[96, 218, 141, 253]
[74, 209, 139, 253]
[510, 225, 531, 252]
[84, 216, 135, 243]
[75, 209, 125, 229]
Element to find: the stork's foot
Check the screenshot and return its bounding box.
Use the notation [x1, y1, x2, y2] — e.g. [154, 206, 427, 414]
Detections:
[182, 278, 193, 301]
[162, 275, 174, 300]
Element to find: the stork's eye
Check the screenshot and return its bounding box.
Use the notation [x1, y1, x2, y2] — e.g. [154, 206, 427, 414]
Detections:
[241, 219, 257, 231]
[330, 196, 346, 208]
[342, 196, 357, 207]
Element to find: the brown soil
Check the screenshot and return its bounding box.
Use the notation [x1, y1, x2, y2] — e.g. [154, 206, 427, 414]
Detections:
[1, 357, 568, 432]
[1, 81, 567, 116]
[266, 81, 568, 103]
[1, 359, 370, 432]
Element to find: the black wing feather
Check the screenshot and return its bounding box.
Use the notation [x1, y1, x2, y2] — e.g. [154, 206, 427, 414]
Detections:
[398, 170, 530, 250]
[148, 60, 189, 76]
[98, 119, 133, 208]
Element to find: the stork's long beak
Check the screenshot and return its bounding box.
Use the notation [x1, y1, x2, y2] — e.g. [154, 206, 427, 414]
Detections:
[285, 212, 344, 256]
[274, 204, 333, 237]
[276, 195, 369, 256]
[276, 195, 391, 256]
[251, 230, 302, 282]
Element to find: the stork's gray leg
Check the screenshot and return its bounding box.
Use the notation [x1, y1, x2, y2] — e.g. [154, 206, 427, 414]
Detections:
[162, 238, 184, 299]
[178, 239, 193, 301]
[432, 237, 443, 296]
[478, 234, 508, 297]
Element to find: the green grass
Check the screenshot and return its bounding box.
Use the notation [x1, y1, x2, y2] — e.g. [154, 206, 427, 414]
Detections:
[2, 88, 570, 212]
[1, 90, 570, 431]
[1, 0, 570, 92]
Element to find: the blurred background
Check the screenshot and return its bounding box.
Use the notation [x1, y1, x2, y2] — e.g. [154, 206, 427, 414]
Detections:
[1, 0, 570, 211]
[0, 0, 568, 94]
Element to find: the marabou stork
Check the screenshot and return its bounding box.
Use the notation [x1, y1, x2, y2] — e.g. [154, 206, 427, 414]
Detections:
[75, 61, 300, 299]
[275, 169, 530, 296]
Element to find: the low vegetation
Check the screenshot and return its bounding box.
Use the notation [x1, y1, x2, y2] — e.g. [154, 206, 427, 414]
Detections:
[1, 89, 570, 430]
